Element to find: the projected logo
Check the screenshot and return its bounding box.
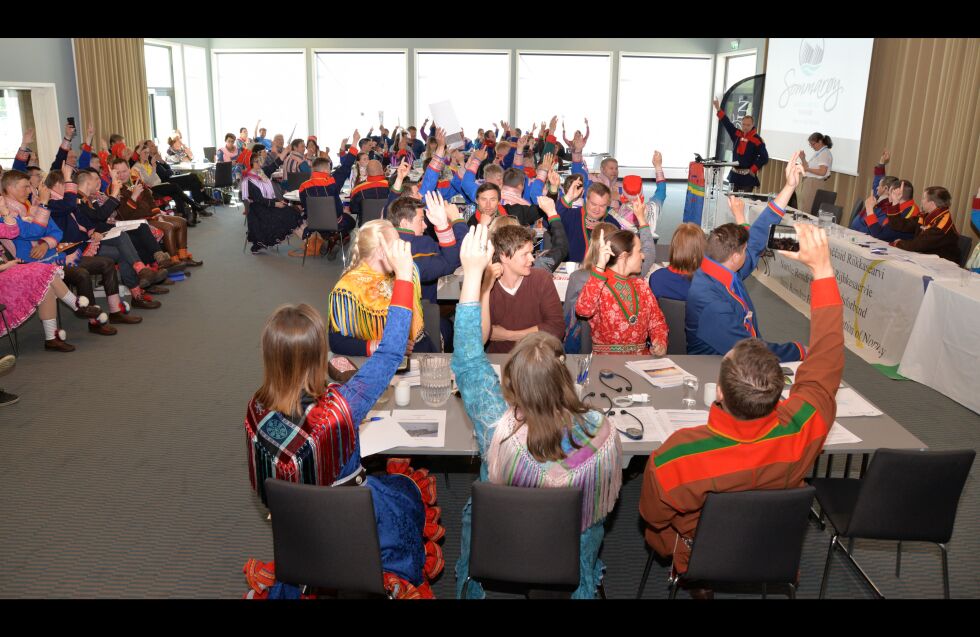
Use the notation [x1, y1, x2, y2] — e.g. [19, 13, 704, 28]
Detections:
[799, 39, 825, 75]
[779, 38, 842, 112]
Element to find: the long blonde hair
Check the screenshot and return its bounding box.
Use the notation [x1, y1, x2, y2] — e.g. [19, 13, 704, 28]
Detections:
[580, 222, 619, 270]
[253, 304, 328, 416]
[502, 332, 593, 462]
[344, 219, 395, 275]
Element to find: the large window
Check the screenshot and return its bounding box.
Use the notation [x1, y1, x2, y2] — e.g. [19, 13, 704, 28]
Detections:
[725, 53, 758, 92]
[144, 43, 176, 144]
[315, 51, 406, 155]
[517, 52, 612, 153]
[183, 45, 212, 156]
[416, 51, 509, 139]
[213, 51, 308, 147]
[616, 54, 714, 170]
[0, 89, 33, 168]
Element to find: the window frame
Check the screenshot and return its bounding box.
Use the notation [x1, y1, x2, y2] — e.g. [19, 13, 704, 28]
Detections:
[414, 48, 512, 133]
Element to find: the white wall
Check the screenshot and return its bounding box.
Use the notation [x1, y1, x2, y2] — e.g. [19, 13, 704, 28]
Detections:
[0, 38, 79, 124]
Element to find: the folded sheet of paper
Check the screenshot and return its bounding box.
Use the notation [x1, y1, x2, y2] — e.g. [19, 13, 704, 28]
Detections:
[390, 409, 447, 448]
[625, 358, 692, 389]
[824, 422, 862, 445]
[359, 410, 413, 457]
[429, 101, 464, 150]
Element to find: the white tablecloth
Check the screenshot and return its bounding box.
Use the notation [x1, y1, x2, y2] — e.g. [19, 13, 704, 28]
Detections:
[747, 201, 965, 367]
[898, 276, 980, 414]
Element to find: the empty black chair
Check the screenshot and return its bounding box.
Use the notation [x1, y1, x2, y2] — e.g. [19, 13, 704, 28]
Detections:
[360, 198, 387, 224]
[264, 479, 388, 597]
[213, 161, 233, 189]
[658, 297, 687, 356]
[303, 196, 342, 267]
[813, 449, 975, 599]
[638, 487, 815, 599]
[203, 146, 217, 163]
[287, 171, 307, 192]
[810, 189, 837, 216]
[957, 235, 973, 268]
[466, 483, 583, 598]
[818, 203, 843, 224]
[421, 300, 442, 352]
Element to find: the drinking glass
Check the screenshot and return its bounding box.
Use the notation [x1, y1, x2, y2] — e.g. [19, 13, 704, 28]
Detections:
[419, 355, 452, 407]
[682, 375, 699, 410]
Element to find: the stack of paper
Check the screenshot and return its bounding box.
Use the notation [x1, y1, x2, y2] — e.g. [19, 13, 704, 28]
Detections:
[611, 408, 709, 442]
[780, 387, 883, 417]
[359, 410, 411, 457]
[625, 358, 691, 388]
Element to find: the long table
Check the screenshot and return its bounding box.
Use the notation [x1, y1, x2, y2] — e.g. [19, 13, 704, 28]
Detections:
[745, 201, 967, 367]
[354, 354, 926, 463]
[899, 276, 980, 414]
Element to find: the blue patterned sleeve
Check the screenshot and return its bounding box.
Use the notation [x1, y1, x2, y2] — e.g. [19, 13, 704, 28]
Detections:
[337, 305, 410, 424]
[451, 302, 507, 456]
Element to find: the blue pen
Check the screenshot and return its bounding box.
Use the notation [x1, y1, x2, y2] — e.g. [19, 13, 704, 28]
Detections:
[362, 416, 384, 423]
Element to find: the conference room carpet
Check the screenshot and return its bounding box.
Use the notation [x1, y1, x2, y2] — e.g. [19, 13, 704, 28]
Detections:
[1, 188, 977, 599]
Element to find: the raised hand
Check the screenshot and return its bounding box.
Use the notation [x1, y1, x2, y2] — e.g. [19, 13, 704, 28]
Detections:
[396, 159, 411, 181]
[351, 129, 361, 147]
[727, 194, 746, 225]
[460, 224, 494, 277]
[547, 168, 560, 190]
[632, 194, 648, 226]
[778, 223, 833, 279]
[595, 229, 613, 270]
[424, 191, 449, 228]
[435, 127, 446, 152]
[538, 152, 555, 174]
[131, 182, 145, 201]
[566, 180, 584, 202]
[712, 98, 721, 111]
[549, 115, 558, 131]
[880, 149, 890, 165]
[86, 122, 95, 142]
[61, 161, 72, 182]
[473, 146, 488, 163]
[785, 151, 805, 188]
[381, 235, 414, 282]
[22, 128, 35, 146]
[110, 175, 122, 198]
[652, 150, 663, 169]
[536, 195, 556, 216]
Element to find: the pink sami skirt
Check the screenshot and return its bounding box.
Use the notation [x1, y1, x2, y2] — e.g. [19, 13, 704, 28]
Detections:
[0, 262, 61, 336]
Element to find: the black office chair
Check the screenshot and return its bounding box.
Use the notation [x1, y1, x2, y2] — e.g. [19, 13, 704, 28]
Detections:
[287, 172, 307, 192]
[654, 243, 670, 264]
[813, 449, 975, 599]
[658, 297, 687, 356]
[638, 487, 815, 599]
[850, 197, 866, 225]
[264, 479, 389, 598]
[818, 203, 844, 224]
[957, 235, 973, 268]
[421, 300, 442, 352]
[809, 189, 837, 216]
[213, 161, 235, 206]
[303, 196, 342, 267]
[0, 303, 17, 356]
[360, 198, 387, 224]
[465, 483, 584, 598]
[203, 146, 217, 163]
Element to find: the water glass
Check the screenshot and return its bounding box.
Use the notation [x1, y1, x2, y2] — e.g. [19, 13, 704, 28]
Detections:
[703, 382, 718, 407]
[682, 375, 699, 410]
[818, 211, 834, 229]
[419, 355, 452, 407]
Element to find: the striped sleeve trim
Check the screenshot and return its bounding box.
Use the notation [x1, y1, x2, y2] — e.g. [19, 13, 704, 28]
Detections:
[64, 182, 78, 194]
[390, 279, 414, 310]
[547, 214, 560, 225]
[767, 200, 786, 218]
[465, 155, 481, 174]
[434, 225, 456, 247]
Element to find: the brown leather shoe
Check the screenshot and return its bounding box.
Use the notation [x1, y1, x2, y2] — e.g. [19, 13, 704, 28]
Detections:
[74, 304, 102, 319]
[88, 322, 118, 335]
[45, 337, 76, 352]
[146, 285, 169, 294]
[109, 312, 142, 324]
[182, 256, 203, 267]
[138, 267, 168, 288]
[131, 297, 162, 309]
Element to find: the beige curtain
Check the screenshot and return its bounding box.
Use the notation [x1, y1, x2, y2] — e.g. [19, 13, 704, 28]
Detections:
[73, 38, 151, 149]
[757, 38, 980, 240]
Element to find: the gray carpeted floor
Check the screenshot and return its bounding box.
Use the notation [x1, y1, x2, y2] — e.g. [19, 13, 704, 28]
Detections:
[1, 191, 977, 599]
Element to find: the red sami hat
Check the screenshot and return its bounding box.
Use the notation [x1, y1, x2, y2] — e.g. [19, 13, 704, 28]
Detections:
[623, 175, 643, 197]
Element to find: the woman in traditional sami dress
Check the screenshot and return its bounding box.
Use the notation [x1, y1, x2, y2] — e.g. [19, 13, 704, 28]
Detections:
[0, 209, 75, 350]
[328, 219, 434, 356]
[575, 228, 668, 356]
[244, 236, 444, 598]
[241, 148, 306, 254]
[452, 224, 622, 599]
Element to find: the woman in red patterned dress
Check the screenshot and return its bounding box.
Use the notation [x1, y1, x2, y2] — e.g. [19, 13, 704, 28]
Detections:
[574, 228, 668, 356]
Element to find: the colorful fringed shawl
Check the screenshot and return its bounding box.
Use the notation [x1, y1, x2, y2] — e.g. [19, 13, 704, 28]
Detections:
[329, 262, 425, 344]
[244, 385, 356, 505]
[487, 409, 622, 531]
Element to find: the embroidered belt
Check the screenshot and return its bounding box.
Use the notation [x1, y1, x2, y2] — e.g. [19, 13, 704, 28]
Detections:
[732, 168, 752, 175]
[592, 342, 647, 354]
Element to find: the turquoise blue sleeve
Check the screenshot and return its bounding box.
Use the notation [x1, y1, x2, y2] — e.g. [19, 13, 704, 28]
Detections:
[451, 302, 507, 456]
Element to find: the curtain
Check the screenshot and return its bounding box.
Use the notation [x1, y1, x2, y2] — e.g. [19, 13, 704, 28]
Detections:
[73, 38, 151, 150]
[757, 38, 980, 240]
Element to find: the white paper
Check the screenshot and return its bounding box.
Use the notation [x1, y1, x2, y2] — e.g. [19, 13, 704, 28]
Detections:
[661, 410, 711, 430]
[390, 409, 447, 448]
[429, 101, 464, 150]
[626, 358, 692, 388]
[552, 275, 569, 301]
[824, 422, 862, 446]
[781, 361, 845, 388]
[390, 358, 421, 387]
[779, 386, 881, 417]
[113, 219, 148, 231]
[612, 407, 674, 442]
[359, 410, 412, 457]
